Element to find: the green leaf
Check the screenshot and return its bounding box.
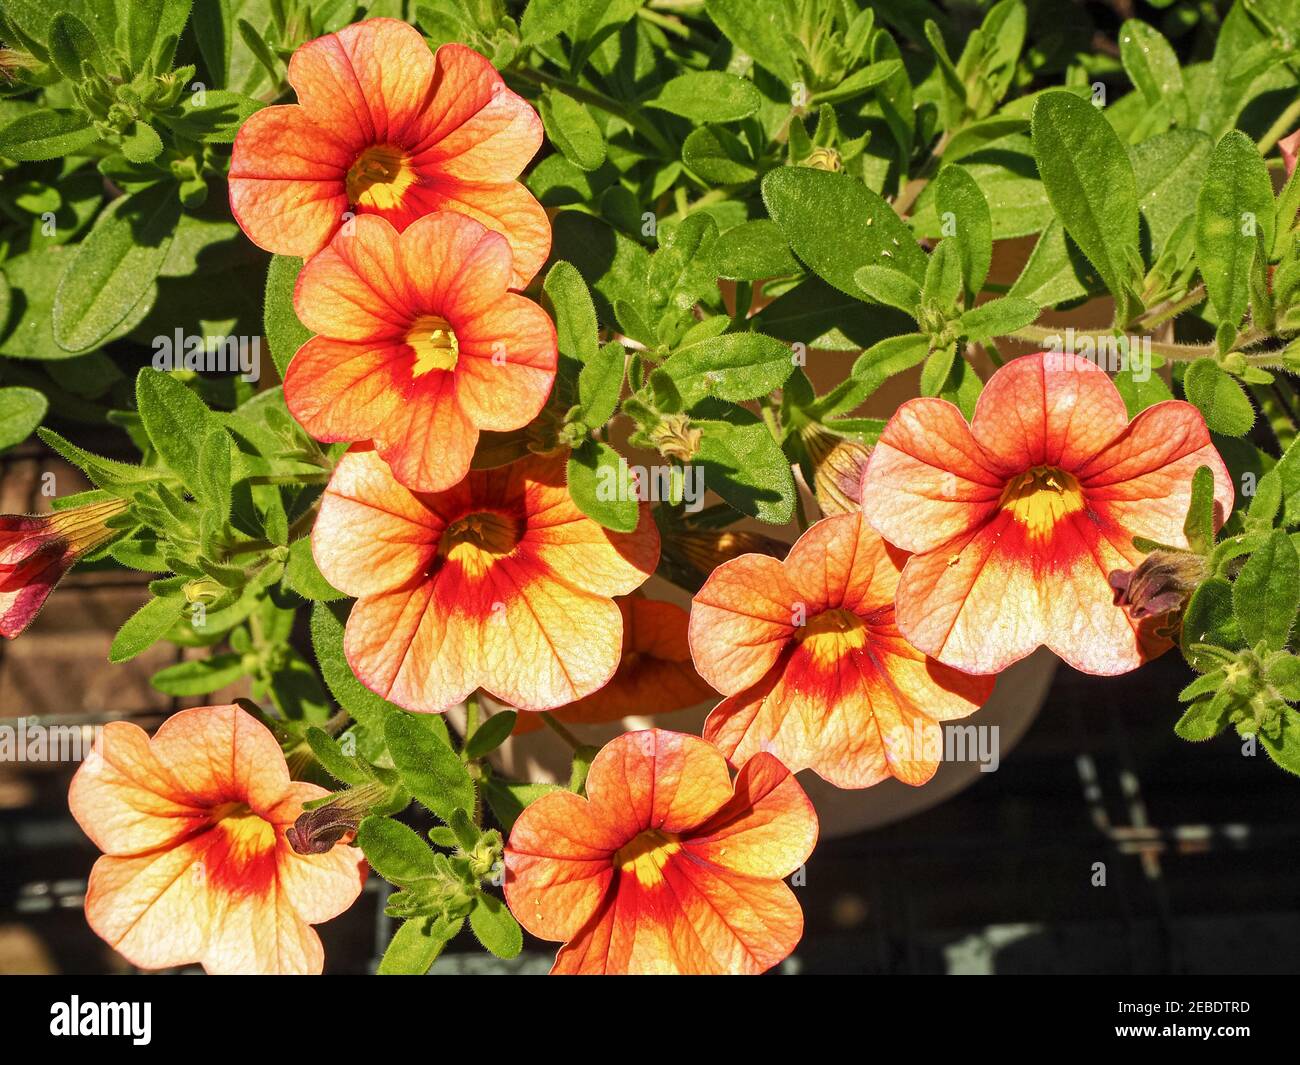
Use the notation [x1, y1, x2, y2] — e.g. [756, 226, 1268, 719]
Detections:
[763, 167, 927, 296]
[1261, 707, 1300, 776]
[158, 91, 264, 144]
[1183, 358, 1255, 436]
[646, 72, 760, 123]
[850, 333, 931, 399]
[920, 342, 958, 397]
[109, 594, 186, 663]
[1181, 576, 1242, 672]
[464, 711, 518, 761]
[1234, 529, 1299, 651]
[136, 369, 214, 483]
[304, 727, 372, 786]
[658, 333, 795, 406]
[708, 220, 799, 281]
[356, 815, 440, 884]
[48, 13, 100, 81]
[1174, 697, 1232, 742]
[53, 183, 181, 352]
[469, 892, 523, 960]
[958, 296, 1039, 342]
[576, 341, 624, 427]
[567, 440, 639, 533]
[377, 916, 462, 975]
[933, 165, 993, 298]
[0, 110, 99, 161]
[384, 712, 475, 826]
[151, 653, 248, 696]
[543, 260, 599, 364]
[538, 91, 605, 171]
[38, 428, 162, 492]
[682, 126, 758, 185]
[1195, 131, 1275, 328]
[284, 538, 344, 602]
[1030, 92, 1140, 311]
[264, 255, 312, 380]
[1183, 465, 1217, 555]
[0, 387, 47, 452]
[121, 121, 164, 164]
[692, 399, 795, 524]
[1119, 19, 1187, 125]
[854, 265, 921, 316]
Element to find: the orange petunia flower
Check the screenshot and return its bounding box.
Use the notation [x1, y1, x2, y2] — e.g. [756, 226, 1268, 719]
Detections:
[691, 512, 993, 789]
[68, 704, 365, 975]
[512, 596, 716, 733]
[311, 448, 660, 714]
[284, 212, 557, 493]
[504, 728, 818, 974]
[229, 18, 549, 286]
[861, 352, 1234, 676]
[1, 498, 127, 638]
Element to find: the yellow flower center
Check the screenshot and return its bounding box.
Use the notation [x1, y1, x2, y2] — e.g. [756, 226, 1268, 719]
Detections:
[438, 511, 520, 577]
[209, 802, 276, 856]
[407, 314, 459, 377]
[999, 465, 1085, 538]
[345, 144, 416, 210]
[797, 607, 869, 665]
[614, 829, 681, 887]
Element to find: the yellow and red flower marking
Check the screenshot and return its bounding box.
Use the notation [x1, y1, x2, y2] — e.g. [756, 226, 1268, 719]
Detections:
[861, 352, 1234, 675]
[311, 448, 660, 714]
[512, 595, 716, 733]
[229, 18, 549, 286]
[690, 512, 992, 788]
[1, 498, 126, 638]
[284, 212, 556, 493]
[503, 728, 817, 974]
[68, 704, 365, 975]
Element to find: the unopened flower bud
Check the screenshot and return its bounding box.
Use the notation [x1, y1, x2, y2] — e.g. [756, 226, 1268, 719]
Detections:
[803, 424, 871, 517]
[1109, 550, 1207, 621]
[648, 414, 702, 462]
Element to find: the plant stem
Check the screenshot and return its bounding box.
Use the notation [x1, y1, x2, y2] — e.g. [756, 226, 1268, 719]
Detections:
[1259, 96, 1300, 157]
[463, 690, 481, 748]
[539, 712, 582, 751]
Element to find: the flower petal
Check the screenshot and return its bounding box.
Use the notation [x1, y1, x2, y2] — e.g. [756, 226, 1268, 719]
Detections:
[503, 789, 622, 942]
[969, 351, 1131, 472]
[286, 18, 436, 146]
[409, 43, 543, 181]
[552, 850, 805, 975]
[1076, 399, 1235, 543]
[313, 449, 443, 598]
[514, 598, 715, 732]
[688, 554, 798, 695]
[582, 729, 734, 838]
[861, 397, 1005, 554]
[284, 336, 409, 444]
[227, 104, 353, 258]
[292, 214, 412, 339]
[453, 295, 557, 432]
[401, 178, 550, 288]
[686, 752, 818, 879]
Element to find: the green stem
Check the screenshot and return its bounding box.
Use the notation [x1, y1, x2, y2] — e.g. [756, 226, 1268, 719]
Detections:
[539, 712, 582, 751]
[463, 690, 481, 748]
[1259, 95, 1300, 157]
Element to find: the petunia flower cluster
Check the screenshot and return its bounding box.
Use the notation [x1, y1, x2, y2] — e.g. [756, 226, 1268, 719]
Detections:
[29, 16, 1237, 978]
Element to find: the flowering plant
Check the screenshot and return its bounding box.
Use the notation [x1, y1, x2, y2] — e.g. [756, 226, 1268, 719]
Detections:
[3, 0, 1300, 975]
